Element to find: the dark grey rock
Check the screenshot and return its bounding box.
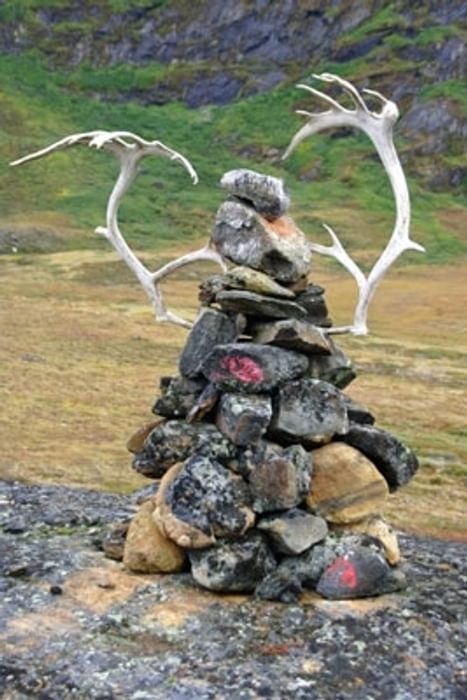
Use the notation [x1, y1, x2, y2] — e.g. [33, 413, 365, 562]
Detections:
[201, 342, 308, 393]
[216, 289, 308, 320]
[251, 318, 332, 353]
[164, 454, 253, 541]
[306, 337, 356, 388]
[179, 308, 238, 378]
[269, 378, 349, 445]
[215, 393, 272, 446]
[132, 420, 236, 478]
[294, 285, 332, 326]
[341, 424, 419, 491]
[186, 382, 220, 423]
[211, 200, 311, 283]
[188, 532, 276, 592]
[257, 509, 328, 555]
[220, 169, 290, 220]
[316, 546, 407, 599]
[255, 568, 303, 603]
[247, 442, 312, 513]
[343, 395, 375, 425]
[153, 375, 206, 418]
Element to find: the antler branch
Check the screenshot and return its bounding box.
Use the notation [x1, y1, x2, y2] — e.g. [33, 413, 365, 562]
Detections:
[10, 131, 226, 328]
[284, 73, 425, 335]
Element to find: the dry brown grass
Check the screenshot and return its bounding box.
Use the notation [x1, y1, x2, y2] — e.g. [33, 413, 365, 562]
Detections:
[1, 248, 466, 538]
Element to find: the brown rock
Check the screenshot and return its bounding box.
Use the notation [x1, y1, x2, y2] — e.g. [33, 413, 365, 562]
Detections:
[123, 499, 186, 574]
[306, 443, 389, 524]
[332, 515, 400, 565]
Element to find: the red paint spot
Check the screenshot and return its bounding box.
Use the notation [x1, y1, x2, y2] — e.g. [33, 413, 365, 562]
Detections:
[327, 556, 358, 590]
[219, 355, 265, 384]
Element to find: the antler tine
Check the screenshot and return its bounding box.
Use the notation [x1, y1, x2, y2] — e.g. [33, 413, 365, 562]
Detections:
[10, 130, 215, 328]
[314, 72, 370, 113]
[296, 83, 348, 112]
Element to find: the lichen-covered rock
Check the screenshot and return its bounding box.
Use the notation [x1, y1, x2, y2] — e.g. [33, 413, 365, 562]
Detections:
[216, 289, 308, 320]
[201, 343, 308, 393]
[220, 169, 290, 220]
[224, 266, 295, 298]
[294, 285, 332, 326]
[341, 424, 419, 491]
[211, 200, 311, 283]
[307, 338, 356, 388]
[247, 442, 312, 513]
[126, 419, 163, 454]
[132, 420, 236, 478]
[255, 568, 304, 603]
[156, 454, 255, 548]
[332, 515, 400, 565]
[153, 376, 206, 418]
[179, 307, 238, 379]
[316, 546, 407, 599]
[186, 383, 220, 423]
[269, 378, 349, 445]
[251, 318, 332, 354]
[216, 392, 272, 446]
[188, 532, 277, 592]
[123, 499, 186, 573]
[306, 442, 389, 524]
[257, 509, 328, 555]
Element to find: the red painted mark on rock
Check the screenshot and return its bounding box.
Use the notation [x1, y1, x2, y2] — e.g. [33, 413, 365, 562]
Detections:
[327, 555, 358, 590]
[218, 355, 265, 384]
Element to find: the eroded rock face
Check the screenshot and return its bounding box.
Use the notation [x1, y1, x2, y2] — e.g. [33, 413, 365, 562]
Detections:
[211, 200, 311, 283]
[157, 454, 255, 548]
[201, 343, 309, 393]
[306, 442, 389, 524]
[247, 442, 312, 513]
[270, 378, 349, 445]
[188, 532, 277, 592]
[341, 424, 419, 491]
[220, 169, 290, 220]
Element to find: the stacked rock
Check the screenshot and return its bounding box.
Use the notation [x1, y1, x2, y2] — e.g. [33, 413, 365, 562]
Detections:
[122, 169, 418, 603]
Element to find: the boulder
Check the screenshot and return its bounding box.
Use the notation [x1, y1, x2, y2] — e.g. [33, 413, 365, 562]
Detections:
[316, 546, 407, 599]
[269, 379, 349, 445]
[216, 393, 272, 446]
[341, 424, 419, 490]
[220, 168, 290, 220]
[201, 343, 308, 393]
[305, 442, 389, 524]
[247, 442, 312, 513]
[331, 515, 400, 565]
[179, 307, 238, 379]
[132, 420, 236, 478]
[251, 318, 332, 354]
[188, 532, 277, 592]
[123, 499, 186, 574]
[211, 200, 311, 283]
[257, 509, 328, 555]
[156, 454, 255, 548]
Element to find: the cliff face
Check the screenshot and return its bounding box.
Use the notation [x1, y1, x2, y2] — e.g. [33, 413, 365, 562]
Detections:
[1, 0, 465, 191]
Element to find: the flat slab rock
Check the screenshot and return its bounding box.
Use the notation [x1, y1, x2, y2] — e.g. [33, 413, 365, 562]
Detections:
[251, 318, 332, 354]
[202, 342, 308, 393]
[211, 200, 311, 283]
[1, 481, 466, 700]
[216, 289, 308, 321]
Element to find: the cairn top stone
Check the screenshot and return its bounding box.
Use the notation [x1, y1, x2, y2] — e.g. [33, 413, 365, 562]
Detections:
[220, 169, 290, 220]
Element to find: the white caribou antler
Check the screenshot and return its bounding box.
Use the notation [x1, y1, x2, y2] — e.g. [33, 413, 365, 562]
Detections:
[10, 131, 226, 328]
[283, 72, 425, 335]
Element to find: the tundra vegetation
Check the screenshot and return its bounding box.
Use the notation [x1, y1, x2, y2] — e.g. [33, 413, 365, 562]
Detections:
[0, 1, 465, 539]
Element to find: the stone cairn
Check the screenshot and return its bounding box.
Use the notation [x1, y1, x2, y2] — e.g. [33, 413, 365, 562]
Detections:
[119, 170, 418, 603]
